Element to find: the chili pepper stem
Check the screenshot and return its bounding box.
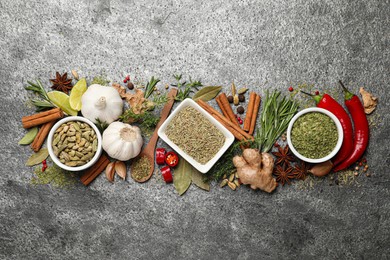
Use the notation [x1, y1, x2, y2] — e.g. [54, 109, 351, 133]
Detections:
[300, 90, 322, 104]
[339, 80, 354, 100]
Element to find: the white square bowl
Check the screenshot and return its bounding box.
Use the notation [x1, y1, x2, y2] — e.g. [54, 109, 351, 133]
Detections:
[158, 98, 235, 173]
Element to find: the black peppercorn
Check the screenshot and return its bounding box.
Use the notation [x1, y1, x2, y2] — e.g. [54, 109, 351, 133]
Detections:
[237, 106, 245, 114]
[127, 81, 134, 90]
[238, 94, 245, 102]
[227, 95, 234, 103]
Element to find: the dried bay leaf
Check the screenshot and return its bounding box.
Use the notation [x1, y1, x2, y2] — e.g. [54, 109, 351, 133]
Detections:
[192, 86, 222, 101]
[18, 127, 38, 145]
[191, 169, 210, 191]
[173, 158, 193, 195]
[26, 148, 49, 166]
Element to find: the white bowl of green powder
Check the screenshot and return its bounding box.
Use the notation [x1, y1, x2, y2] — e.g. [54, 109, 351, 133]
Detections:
[287, 107, 344, 163]
[158, 98, 235, 173]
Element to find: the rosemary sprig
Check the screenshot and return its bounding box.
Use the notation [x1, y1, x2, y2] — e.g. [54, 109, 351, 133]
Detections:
[255, 90, 299, 153]
[172, 74, 202, 101]
[144, 76, 160, 99]
[25, 80, 54, 111]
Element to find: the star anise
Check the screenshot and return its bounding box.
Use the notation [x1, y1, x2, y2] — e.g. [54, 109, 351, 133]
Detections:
[50, 72, 73, 93]
[292, 161, 309, 180]
[272, 145, 295, 166]
[273, 164, 295, 185]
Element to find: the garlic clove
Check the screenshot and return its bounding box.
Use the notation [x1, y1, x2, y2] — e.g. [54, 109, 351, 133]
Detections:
[115, 161, 127, 180]
[106, 161, 115, 182]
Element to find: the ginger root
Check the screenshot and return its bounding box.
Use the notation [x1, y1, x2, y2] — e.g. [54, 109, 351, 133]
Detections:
[112, 83, 155, 116]
[359, 87, 378, 114]
[233, 149, 277, 193]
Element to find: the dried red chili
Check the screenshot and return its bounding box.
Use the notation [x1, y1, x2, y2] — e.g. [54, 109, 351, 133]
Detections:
[161, 166, 173, 183]
[156, 148, 166, 165]
[165, 151, 179, 167]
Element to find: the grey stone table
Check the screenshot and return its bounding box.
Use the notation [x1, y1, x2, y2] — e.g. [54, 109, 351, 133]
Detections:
[1, 0, 389, 259]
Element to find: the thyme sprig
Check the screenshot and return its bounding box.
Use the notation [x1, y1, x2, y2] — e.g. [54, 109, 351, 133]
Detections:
[172, 74, 202, 101]
[95, 118, 109, 134]
[254, 91, 299, 153]
[25, 80, 55, 111]
[119, 109, 160, 131]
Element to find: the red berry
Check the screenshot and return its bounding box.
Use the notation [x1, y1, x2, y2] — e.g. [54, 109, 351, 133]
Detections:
[123, 79, 128, 83]
[315, 91, 320, 95]
[288, 86, 294, 92]
[126, 75, 130, 80]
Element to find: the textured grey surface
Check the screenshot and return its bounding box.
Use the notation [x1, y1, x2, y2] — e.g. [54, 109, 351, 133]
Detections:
[0, 0, 389, 259]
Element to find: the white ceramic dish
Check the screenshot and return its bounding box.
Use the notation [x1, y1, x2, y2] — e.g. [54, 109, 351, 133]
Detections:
[47, 116, 103, 171]
[158, 98, 235, 173]
[287, 107, 344, 163]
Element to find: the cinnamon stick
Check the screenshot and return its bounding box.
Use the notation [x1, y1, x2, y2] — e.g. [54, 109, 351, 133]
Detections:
[248, 94, 261, 135]
[215, 96, 229, 119]
[243, 92, 256, 131]
[216, 93, 240, 127]
[30, 120, 56, 152]
[80, 154, 110, 186]
[22, 108, 64, 129]
[197, 100, 253, 141]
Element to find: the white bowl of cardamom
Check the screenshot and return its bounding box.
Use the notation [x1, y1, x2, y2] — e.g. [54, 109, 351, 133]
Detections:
[47, 116, 103, 171]
[158, 98, 235, 173]
[287, 107, 344, 163]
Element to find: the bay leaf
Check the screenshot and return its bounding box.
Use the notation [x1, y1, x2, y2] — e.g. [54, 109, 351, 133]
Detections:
[192, 86, 222, 101]
[237, 87, 249, 95]
[26, 148, 49, 166]
[191, 169, 210, 191]
[18, 127, 39, 145]
[173, 158, 193, 196]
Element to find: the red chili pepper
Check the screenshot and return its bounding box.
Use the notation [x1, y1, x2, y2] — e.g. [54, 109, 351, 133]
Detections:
[161, 166, 173, 183]
[155, 148, 166, 165]
[165, 151, 179, 167]
[301, 90, 354, 166]
[333, 81, 369, 172]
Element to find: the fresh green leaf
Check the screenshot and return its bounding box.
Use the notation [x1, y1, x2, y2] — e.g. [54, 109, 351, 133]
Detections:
[173, 158, 193, 195]
[191, 169, 210, 191]
[18, 127, 39, 145]
[26, 148, 49, 166]
[192, 86, 222, 101]
[173, 74, 203, 101]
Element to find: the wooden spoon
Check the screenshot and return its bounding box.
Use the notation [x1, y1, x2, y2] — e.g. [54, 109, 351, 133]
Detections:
[131, 88, 178, 182]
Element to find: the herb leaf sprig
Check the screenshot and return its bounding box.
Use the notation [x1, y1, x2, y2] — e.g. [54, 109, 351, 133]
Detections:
[144, 76, 160, 99]
[172, 74, 202, 101]
[95, 118, 109, 134]
[119, 109, 160, 132]
[25, 80, 55, 111]
[255, 91, 299, 153]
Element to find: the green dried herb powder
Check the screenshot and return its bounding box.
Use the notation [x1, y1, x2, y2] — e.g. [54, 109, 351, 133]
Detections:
[291, 112, 338, 159]
[31, 164, 77, 188]
[165, 106, 225, 164]
[131, 156, 151, 180]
